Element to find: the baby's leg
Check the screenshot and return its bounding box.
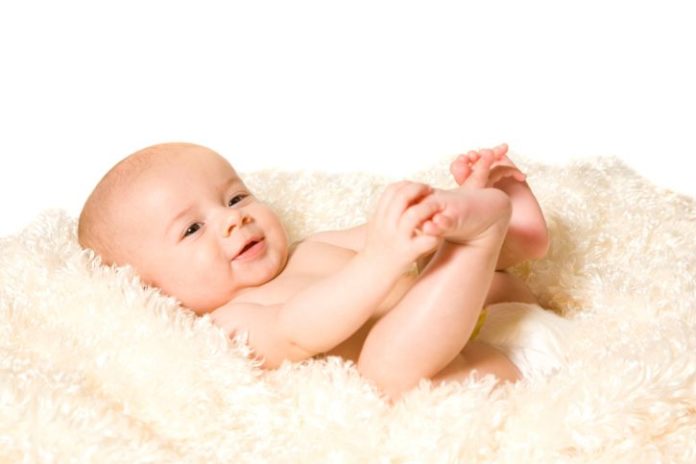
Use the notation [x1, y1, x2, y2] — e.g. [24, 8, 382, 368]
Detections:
[357, 186, 512, 399]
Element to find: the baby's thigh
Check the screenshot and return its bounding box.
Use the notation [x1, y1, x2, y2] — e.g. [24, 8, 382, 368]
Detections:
[431, 341, 521, 385]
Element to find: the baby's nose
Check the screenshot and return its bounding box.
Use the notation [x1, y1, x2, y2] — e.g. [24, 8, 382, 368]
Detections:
[221, 210, 252, 237]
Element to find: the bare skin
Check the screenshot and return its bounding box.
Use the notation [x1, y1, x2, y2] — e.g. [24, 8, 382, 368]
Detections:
[318, 145, 549, 273]
[80, 142, 549, 401]
[450, 144, 550, 269]
[290, 145, 548, 396]
[213, 149, 543, 398]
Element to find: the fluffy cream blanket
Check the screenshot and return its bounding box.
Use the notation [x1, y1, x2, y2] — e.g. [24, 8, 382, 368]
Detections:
[1, 156, 695, 462]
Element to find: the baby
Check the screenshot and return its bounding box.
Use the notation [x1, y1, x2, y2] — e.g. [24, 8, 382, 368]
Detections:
[78, 142, 550, 399]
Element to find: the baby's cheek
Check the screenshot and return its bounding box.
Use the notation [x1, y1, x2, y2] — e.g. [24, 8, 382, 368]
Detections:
[180, 273, 231, 314]
[169, 250, 221, 308]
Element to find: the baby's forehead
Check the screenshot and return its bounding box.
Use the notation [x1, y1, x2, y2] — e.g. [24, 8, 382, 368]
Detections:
[106, 144, 240, 216]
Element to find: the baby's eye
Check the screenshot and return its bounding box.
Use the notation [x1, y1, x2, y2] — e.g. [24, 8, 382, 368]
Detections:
[228, 194, 248, 207]
[183, 223, 201, 238]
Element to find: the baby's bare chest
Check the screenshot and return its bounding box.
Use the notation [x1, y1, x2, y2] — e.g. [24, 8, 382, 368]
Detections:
[240, 240, 357, 306]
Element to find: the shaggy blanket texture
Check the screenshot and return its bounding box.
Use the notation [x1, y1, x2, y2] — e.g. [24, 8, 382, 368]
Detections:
[1, 156, 695, 463]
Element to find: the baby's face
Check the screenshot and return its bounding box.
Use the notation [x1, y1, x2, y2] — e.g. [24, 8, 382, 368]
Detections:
[115, 146, 289, 314]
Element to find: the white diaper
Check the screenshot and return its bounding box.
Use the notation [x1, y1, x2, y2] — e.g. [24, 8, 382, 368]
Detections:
[476, 302, 571, 380]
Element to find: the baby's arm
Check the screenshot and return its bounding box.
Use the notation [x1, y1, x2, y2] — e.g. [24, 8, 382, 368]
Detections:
[211, 250, 407, 368]
[212, 181, 441, 367]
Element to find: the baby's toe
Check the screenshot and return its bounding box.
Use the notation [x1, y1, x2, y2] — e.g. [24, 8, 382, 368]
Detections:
[473, 149, 495, 171]
[492, 144, 508, 160]
[450, 159, 471, 185]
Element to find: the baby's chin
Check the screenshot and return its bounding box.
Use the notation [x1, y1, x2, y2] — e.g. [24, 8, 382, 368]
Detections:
[148, 284, 228, 316]
[183, 286, 248, 315]
[187, 298, 224, 316]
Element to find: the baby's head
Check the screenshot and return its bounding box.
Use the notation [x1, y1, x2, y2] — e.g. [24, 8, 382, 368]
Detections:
[78, 143, 290, 314]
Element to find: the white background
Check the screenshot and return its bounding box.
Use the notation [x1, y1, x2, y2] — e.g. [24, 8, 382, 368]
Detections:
[1, 1, 694, 237]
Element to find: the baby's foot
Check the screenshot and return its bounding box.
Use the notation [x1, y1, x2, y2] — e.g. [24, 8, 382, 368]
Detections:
[422, 151, 507, 240]
[421, 154, 511, 247]
[421, 188, 510, 247]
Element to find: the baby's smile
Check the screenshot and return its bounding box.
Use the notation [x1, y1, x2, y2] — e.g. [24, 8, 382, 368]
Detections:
[233, 237, 266, 262]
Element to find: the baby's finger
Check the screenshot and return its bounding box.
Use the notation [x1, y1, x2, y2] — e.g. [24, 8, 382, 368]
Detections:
[372, 183, 401, 229]
[375, 181, 417, 221]
[400, 198, 442, 234]
[383, 181, 434, 227]
[372, 181, 402, 222]
[412, 233, 441, 256]
[420, 213, 452, 236]
[393, 181, 434, 211]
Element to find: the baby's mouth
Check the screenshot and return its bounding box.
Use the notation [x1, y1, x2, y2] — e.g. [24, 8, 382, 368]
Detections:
[233, 237, 265, 260]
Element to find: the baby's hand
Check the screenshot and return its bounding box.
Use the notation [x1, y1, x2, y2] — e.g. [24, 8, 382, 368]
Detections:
[363, 181, 442, 272]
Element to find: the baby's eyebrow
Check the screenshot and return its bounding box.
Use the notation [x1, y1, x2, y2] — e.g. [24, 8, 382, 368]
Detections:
[219, 176, 242, 191]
